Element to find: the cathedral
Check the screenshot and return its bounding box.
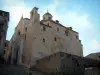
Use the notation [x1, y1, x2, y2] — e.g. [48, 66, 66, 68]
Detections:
[9, 7, 83, 67]
[4, 7, 100, 75]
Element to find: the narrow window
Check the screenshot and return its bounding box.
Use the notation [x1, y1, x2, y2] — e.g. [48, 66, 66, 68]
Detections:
[25, 27, 27, 31]
[57, 28, 59, 31]
[47, 23, 49, 26]
[0, 36, 1, 40]
[43, 38, 45, 43]
[43, 26, 46, 31]
[3, 50, 5, 54]
[54, 37, 57, 41]
[18, 31, 20, 35]
[76, 36, 78, 39]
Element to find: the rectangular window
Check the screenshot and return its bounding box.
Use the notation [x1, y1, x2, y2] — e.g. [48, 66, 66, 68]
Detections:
[57, 28, 59, 31]
[54, 37, 57, 41]
[43, 26, 46, 31]
[25, 27, 27, 31]
[47, 23, 49, 26]
[76, 36, 78, 39]
[18, 32, 20, 36]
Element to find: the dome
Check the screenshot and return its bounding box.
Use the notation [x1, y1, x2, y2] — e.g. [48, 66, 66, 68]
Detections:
[43, 12, 52, 17]
[43, 11, 53, 20]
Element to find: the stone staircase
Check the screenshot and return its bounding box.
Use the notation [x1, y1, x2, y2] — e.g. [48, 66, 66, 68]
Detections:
[0, 64, 29, 75]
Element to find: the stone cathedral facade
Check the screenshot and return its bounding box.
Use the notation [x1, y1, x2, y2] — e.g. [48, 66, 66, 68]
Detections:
[9, 7, 83, 68]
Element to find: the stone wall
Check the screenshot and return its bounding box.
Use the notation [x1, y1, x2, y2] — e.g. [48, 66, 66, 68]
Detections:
[30, 52, 85, 75]
[30, 52, 100, 75]
[85, 67, 100, 75]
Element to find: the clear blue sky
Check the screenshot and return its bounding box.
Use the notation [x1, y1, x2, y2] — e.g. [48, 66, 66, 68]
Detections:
[0, 0, 100, 56]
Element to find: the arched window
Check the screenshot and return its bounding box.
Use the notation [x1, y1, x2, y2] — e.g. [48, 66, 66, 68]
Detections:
[18, 31, 20, 36]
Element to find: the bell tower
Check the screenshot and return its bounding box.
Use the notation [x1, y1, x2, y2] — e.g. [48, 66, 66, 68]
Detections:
[30, 7, 40, 24]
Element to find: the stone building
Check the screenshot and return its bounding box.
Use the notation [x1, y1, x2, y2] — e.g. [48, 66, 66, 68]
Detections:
[84, 52, 100, 75]
[86, 52, 100, 61]
[0, 10, 9, 56]
[29, 52, 100, 75]
[30, 52, 85, 75]
[9, 7, 83, 67]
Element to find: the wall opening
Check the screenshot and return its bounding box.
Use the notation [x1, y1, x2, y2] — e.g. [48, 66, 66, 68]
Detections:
[43, 38, 45, 43]
[54, 37, 57, 41]
[57, 28, 59, 31]
[43, 26, 46, 31]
